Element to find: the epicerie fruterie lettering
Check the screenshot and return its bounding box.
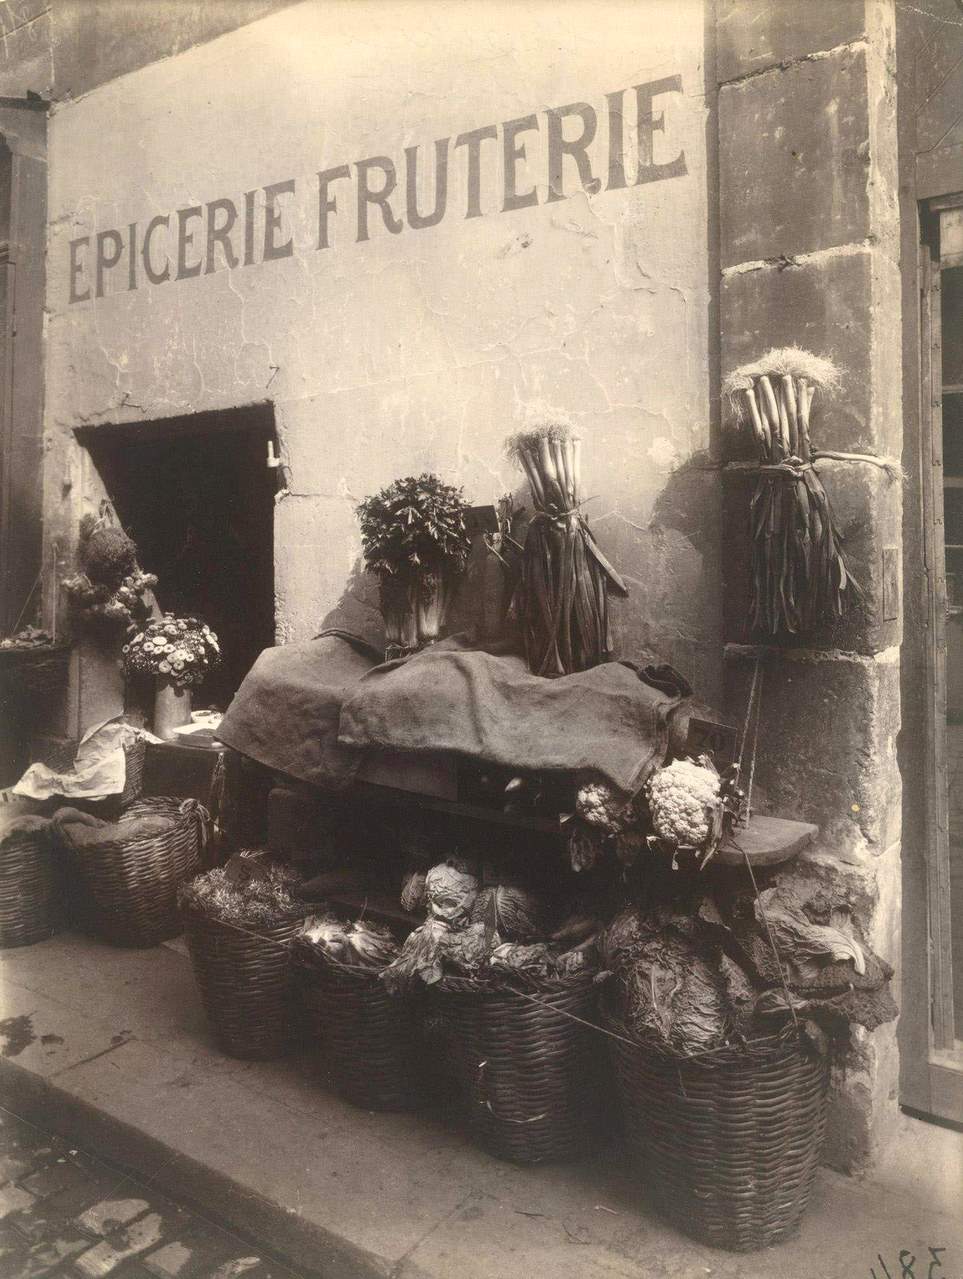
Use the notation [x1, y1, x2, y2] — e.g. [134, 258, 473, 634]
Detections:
[67, 77, 687, 303]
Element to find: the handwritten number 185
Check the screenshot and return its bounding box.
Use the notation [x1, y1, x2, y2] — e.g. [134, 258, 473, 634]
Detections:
[871, 1247, 947, 1279]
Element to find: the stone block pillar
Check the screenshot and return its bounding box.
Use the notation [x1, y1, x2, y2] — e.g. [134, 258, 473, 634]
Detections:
[716, 0, 903, 1171]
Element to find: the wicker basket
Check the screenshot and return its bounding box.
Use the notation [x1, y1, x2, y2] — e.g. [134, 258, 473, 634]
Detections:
[0, 817, 63, 947]
[0, 644, 70, 698]
[432, 969, 600, 1164]
[604, 1008, 829, 1252]
[119, 737, 146, 807]
[295, 940, 422, 1110]
[55, 798, 206, 947]
[182, 907, 302, 1059]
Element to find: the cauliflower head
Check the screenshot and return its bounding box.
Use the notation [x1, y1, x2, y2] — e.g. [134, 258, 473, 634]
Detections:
[576, 780, 628, 831]
[645, 757, 721, 848]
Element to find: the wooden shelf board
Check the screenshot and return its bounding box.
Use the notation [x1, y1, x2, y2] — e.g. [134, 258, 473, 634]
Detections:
[347, 779, 566, 834]
[715, 814, 818, 867]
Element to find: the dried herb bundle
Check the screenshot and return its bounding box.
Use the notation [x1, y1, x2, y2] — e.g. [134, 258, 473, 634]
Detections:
[505, 423, 627, 675]
[723, 348, 853, 635]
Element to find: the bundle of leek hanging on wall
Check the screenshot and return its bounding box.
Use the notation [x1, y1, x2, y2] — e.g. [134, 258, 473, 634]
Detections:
[723, 348, 854, 636]
[505, 423, 627, 676]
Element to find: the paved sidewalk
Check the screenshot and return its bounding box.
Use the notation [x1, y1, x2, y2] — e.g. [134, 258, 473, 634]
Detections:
[0, 1105, 302, 1278]
[0, 931, 961, 1279]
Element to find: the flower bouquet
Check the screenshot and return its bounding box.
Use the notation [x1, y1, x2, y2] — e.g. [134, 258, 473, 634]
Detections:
[123, 615, 221, 739]
[123, 615, 221, 689]
[357, 473, 473, 653]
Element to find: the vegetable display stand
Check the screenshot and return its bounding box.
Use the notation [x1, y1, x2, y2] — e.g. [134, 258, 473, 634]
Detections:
[294, 941, 422, 1110]
[182, 906, 301, 1059]
[432, 970, 599, 1164]
[604, 1011, 829, 1252]
[54, 799, 205, 947]
[0, 818, 63, 948]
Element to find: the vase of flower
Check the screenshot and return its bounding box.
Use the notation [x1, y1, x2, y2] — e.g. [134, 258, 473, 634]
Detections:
[154, 679, 192, 740]
[357, 473, 473, 658]
[123, 614, 221, 737]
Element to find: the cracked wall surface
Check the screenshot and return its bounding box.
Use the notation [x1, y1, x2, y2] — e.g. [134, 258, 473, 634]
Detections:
[42, 0, 719, 704]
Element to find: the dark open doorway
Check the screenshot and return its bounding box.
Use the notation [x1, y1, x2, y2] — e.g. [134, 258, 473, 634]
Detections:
[77, 404, 278, 708]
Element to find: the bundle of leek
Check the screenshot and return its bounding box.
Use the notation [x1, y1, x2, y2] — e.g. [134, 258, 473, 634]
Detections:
[723, 347, 853, 636]
[506, 423, 627, 676]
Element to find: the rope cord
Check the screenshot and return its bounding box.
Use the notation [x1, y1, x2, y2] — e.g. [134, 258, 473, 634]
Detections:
[728, 837, 801, 1035]
[743, 661, 764, 824]
[729, 451, 902, 479]
[184, 906, 803, 1061]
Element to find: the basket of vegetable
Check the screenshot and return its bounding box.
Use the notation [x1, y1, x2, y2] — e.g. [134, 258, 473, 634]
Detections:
[605, 1013, 827, 1252]
[0, 816, 63, 948]
[594, 890, 884, 1251]
[381, 862, 601, 1164]
[53, 799, 206, 947]
[179, 852, 305, 1059]
[431, 962, 599, 1165]
[294, 916, 422, 1111]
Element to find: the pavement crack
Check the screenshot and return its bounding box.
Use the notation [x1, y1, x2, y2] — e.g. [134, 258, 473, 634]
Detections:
[387, 1186, 487, 1276]
[48, 1034, 133, 1078]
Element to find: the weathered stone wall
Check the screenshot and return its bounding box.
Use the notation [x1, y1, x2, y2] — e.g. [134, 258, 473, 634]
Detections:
[716, 0, 903, 1170]
[0, 0, 301, 102]
[41, 0, 720, 735]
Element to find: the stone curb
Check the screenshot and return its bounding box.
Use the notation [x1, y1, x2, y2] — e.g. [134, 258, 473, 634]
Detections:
[0, 1055, 402, 1279]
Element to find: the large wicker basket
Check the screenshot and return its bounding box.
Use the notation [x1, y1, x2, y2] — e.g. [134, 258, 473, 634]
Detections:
[0, 817, 63, 948]
[55, 798, 206, 947]
[182, 906, 302, 1059]
[295, 940, 422, 1111]
[604, 1008, 829, 1252]
[432, 969, 599, 1164]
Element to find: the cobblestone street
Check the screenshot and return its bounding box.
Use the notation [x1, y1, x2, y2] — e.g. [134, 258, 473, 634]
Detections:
[0, 1105, 302, 1279]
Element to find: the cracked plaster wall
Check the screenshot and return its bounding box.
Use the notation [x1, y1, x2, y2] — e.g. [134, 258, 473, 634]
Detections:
[43, 0, 719, 700]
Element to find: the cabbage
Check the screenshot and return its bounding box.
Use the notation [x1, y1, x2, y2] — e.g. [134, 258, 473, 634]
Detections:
[621, 935, 730, 1054]
[470, 885, 542, 942]
[754, 887, 866, 977]
[490, 942, 588, 979]
[599, 906, 646, 973]
[400, 870, 426, 913]
[441, 921, 493, 974]
[381, 917, 452, 994]
[301, 914, 349, 958]
[424, 861, 479, 925]
[345, 920, 399, 968]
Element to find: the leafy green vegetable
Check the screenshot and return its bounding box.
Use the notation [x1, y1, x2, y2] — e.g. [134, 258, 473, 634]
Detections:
[357, 473, 473, 583]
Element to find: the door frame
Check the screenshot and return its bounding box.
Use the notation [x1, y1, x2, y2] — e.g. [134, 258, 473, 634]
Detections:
[903, 194, 963, 1124]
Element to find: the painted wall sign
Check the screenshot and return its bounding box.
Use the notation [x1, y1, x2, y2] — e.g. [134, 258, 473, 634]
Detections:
[46, 0, 714, 689]
[67, 76, 686, 303]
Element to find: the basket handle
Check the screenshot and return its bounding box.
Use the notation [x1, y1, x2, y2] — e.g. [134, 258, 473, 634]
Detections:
[177, 798, 212, 852]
